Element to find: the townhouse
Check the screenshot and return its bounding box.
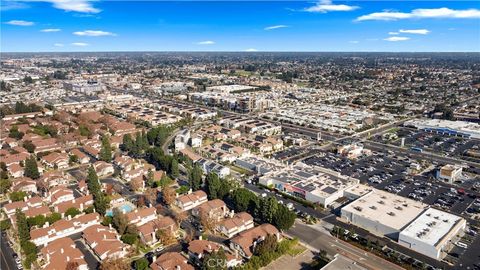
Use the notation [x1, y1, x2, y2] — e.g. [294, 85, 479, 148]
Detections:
[93, 161, 114, 177]
[3, 196, 44, 218]
[229, 224, 281, 258]
[30, 213, 101, 246]
[150, 252, 194, 270]
[32, 138, 62, 154]
[11, 177, 37, 193]
[41, 152, 69, 169]
[45, 186, 75, 206]
[69, 148, 90, 164]
[217, 212, 254, 238]
[126, 207, 157, 226]
[82, 224, 127, 260]
[175, 190, 208, 211]
[188, 239, 242, 268]
[138, 216, 177, 246]
[54, 195, 94, 216]
[40, 237, 88, 270]
[39, 171, 70, 189]
[192, 199, 229, 222]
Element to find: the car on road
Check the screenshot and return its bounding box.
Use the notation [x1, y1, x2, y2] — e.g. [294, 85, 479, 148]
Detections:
[286, 202, 294, 210]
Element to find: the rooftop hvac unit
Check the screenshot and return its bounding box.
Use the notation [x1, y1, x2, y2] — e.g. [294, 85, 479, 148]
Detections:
[387, 212, 395, 216]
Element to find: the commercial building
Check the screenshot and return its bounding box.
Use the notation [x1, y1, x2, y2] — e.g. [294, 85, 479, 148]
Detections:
[404, 119, 480, 139]
[341, 189, 427, 239]
[259, 162, 359, 207]
[436, 164, 463, 184]
[398, 208, 466, 260]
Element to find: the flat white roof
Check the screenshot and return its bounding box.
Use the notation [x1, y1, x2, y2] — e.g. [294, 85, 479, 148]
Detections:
[400, 208, 464, 247]
[343, 189, 427, 231]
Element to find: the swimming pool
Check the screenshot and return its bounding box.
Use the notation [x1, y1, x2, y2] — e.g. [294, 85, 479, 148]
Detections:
[106, 203, 135, 217]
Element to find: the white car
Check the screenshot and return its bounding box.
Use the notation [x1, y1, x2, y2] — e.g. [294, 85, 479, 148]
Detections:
[261, 193, 267, 198]
[286, 203, 294, 210]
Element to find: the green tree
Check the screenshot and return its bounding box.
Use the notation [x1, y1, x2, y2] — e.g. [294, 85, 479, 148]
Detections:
[189, 164, 203, 191]
[202, 248, 228, 270]
[273, 205, 296, 231]
[46, 212, 62, 224]
[65, 207, 81, 218]
[27, 215, 46, 229]
[0, 219, 11, 231]
[134, 258, 149, 270]
[22, 140, 36, 153]
[259, 197, 278, 224]
[69, 154, 78, 165]
[16, 209, 30, 243]
[99, 135, 112, 162]
[121, 134, 134, 152]
[112, 208, 129, 235]
[230, 188, 258, 213]
[205, 172, 221, 200]
[170, 158, 179, 177]
[10, 191, 27, 202]
[0, 179, 12, 194]
[87, 166, 107, 215]
[254, 234, 278, 256]
[9, 126, 24, 139]
[120, 233, 137, 245]
[24, 156, 40, 179]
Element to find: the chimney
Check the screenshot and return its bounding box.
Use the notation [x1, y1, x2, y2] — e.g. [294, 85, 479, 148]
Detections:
[61, 248, 64, 254]
[67, 215, 72, 220]
[152, 255, 157, 262]
[109, 223, 112, 229]
[44, 222, 50, 228]
[198, 235, 203, 240]
[66, 256, 70, 262]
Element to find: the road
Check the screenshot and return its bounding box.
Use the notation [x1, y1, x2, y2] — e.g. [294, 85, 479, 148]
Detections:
[287, 221, 404, 270]
[0, 233, 18, 270]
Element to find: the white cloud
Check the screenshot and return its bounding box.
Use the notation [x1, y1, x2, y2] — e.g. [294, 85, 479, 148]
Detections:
[53, 43, 64, 47]
[73, 30, 116, 36]
[357, 7, 480, 21]
[264, 25, 288, 30]
[305, 0, 358, 13]
[1, 1, 29, 11]
[349, 41, 359, 44]
[384, 36, 410, 42]
[245, 48, 258, 52]
[71, 42, 89, 46]
[4, 20, 34, 26]
[16, 0, 100, 13]
[41, 28, 61, 32]
[399, 29, 430, 35]
[388, 32, 399, 35]
[196, 41, 215, 45]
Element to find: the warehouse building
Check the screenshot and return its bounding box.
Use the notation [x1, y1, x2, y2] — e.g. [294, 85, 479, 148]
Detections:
[341, 189, 427, 239]
[398, 208, 466, 260]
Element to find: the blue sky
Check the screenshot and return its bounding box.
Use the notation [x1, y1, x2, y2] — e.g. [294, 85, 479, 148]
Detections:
[1, 1, 479, 52]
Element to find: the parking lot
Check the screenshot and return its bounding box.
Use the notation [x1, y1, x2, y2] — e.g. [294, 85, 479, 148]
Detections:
[375, 128, 480, 164]
[303, 149, 479, 217]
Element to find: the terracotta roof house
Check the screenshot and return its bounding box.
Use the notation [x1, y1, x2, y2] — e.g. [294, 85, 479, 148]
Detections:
[32, 138, 61, 154]
[7, 163, 24, 178]
[40, 237, 88, 270]
[39, 171, 70, 189]
[93, 161, 114, 177]
[46, 186, 75, 206]
[126, 207, 157, 226]
[69, 148, 90, 164]
[175, 190, 208, 211]
[217, 212, 254, 238]
[188, 239, 242, 268]
[41, 152, 69, 169]
[54, 195, 94, 215]
[82, 224, 127, 260]
[11, 177, 37, 193]
[3, 196, 43, 218]
[30, 213, 101, 246]
[150, 252, 194, 270]
[2, 152, 30, 166]
[138, 216, 177, 246]
[229, 224, 281, 258]
[192, 199, 229, 221]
